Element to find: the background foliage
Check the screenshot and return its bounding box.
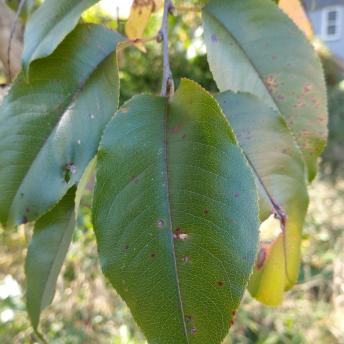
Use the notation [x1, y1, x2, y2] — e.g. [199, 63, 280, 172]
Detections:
[0, 1, 343, 343]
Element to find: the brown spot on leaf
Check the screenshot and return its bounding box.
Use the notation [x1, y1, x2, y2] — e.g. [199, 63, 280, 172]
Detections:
[131, 175, 140, 184]
[265, 75, 278, 93]
[185, 315, 192, 322]
[183, 256, 190, 263]
[217, 281, 224, 287]
[256, 247, 267, 270]
[303, 84, 313, 94]
[173, 228, 188, 240]
[203, 208, 209, 215]
[171, 125, 182, 134]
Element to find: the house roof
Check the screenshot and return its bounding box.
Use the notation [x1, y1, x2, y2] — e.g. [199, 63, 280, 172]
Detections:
[303, 0, 344, 11]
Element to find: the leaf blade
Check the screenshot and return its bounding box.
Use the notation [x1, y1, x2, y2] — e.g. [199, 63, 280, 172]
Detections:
[0, 24, 122, 227]
[216, 91, 309, 304]
[25, 187, 76, 330]
[203, 0, 328, 180]
[22, 0, 99, 71]
[93, 79, 259, 343]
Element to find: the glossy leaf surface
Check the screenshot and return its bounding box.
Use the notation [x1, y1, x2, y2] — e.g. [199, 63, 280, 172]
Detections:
[22, 0, 99, 71]
[0, 24, 122, 227]
[203, 0, 328, 180]
[93, 79, 259, 343]
[217, 92, 309, 305]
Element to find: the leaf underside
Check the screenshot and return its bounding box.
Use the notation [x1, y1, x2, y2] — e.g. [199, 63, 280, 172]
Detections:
[0, 24, 122, 227]
[22, 0, 99, 71]
[216, 92, 309, 305]
[93, 79, 259, 343]
[203, 0, 328, 181]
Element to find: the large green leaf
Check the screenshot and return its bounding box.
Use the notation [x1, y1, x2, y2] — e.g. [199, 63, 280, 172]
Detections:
[93, 79, 259, 343]
[26, 186, 76, 330]
[203, 0, 328, 181]
[22, 0, 99, 71]
[216, 92, 309, 305]
[26, 157, 96, 331]
[0, 24, 122, 227]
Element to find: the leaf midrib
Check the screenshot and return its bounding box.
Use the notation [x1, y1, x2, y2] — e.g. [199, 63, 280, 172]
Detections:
[162, 100, 189, 343]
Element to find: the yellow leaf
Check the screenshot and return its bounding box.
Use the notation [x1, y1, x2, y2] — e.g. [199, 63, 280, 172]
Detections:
[152, 0, 163, 12]
[249, 236, 286, 306]
[279, 0, 314, 40]
[125, 0, 163, 52]
[125, 0, 153, 40]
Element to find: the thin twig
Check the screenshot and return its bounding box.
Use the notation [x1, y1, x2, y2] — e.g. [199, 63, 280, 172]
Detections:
[160, 0, 174, 97]
[7, 0, 26, 81]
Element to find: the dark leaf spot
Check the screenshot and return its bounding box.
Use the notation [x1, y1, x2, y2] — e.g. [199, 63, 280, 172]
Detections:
[64, 162, 77, 183]
[183, 256, 190, 263]
[131, 175, 140, 184]
[203, 208, 209, 215]
[256, 247, 267, 270]
[217, 281, 224, 287]
[173, 228, 188, 240]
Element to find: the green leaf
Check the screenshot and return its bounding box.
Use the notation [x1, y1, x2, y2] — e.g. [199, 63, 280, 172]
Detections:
[0, 24, 122, 227]
[203, 0, 328, 181]
[26, 186, 76, 330]
[22, 0, 99, 71]
[93, 79, 259, 343]
[26, 157, 96, 331]
[216, 91, 309, 305]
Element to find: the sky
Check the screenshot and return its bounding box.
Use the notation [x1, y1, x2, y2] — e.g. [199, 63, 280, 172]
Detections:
[99, 0, 134, 18]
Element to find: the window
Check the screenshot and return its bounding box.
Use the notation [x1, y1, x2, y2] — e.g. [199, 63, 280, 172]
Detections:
[321, 6, 343, 41]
